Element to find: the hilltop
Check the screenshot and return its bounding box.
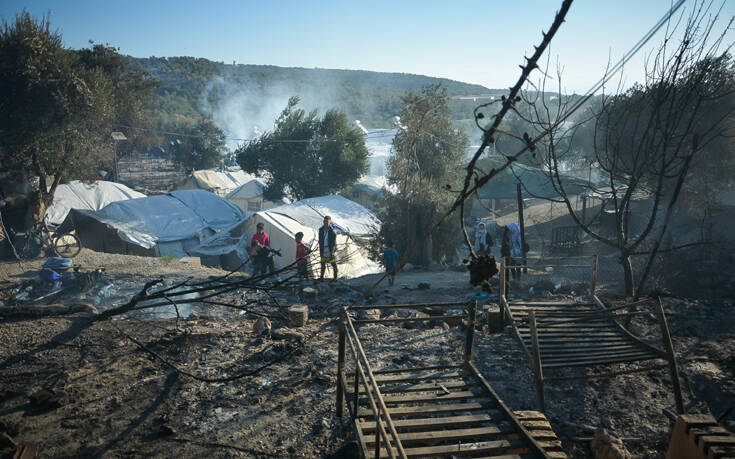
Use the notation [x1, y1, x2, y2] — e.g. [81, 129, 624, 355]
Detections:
[130, 56, 504, 133]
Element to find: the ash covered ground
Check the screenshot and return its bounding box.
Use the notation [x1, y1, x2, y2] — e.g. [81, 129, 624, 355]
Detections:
[0, 250, 733, 458]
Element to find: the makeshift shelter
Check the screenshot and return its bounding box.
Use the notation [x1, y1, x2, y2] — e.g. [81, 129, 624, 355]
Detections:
[226, 178, 283, 213]
[63, 189, 247, 259]
[176, 167, 254, 196]
[476, 158, 590, 200]
[45, 180, 145, 227]
[342, 175, 394, 211]
[239, 195, 379, 278]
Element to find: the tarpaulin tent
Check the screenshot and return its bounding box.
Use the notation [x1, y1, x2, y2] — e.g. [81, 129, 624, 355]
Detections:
[226, 178, 285, 213]
[176, 166, 255, 196]
[64, 189, 247, 259]
[217, 195, 380, 278]
[45, 180, 145, 227]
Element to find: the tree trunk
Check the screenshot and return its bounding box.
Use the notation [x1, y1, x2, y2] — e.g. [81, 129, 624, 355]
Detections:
[621, 253, 634, 297]
[24, 189, 47, 231]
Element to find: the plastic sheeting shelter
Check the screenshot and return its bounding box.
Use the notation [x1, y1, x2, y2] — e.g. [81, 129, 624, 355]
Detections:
[64, 189, 247, 258]
[240, 195, 379, 278]
[176, 167, 255, 196]
[45, 180, 145, 226]
[226, 179, 283, 213]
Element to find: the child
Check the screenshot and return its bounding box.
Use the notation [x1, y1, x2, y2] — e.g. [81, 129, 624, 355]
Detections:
[251, 240, 279, 278]
[294, 232, 311, 281]
[383, 240, 399, 286]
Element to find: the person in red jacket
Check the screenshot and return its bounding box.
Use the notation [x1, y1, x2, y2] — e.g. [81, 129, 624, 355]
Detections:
[294, 231, 311, 280]
[250, 222, 270, 256]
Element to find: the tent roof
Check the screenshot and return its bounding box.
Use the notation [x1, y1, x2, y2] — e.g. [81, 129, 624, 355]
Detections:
[262, 195, 378, 236]
[192, 167, 254, 192]
[45, 180, 145, 226]
[71, 189, 246, 249]
[477, 157, 589, 199]
[226, 178, 266, 200]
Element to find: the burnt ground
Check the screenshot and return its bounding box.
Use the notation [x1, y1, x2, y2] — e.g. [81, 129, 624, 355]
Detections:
[0, 250, 733, 458]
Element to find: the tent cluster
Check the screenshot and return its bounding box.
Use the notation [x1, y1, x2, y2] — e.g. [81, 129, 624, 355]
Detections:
[192, 195, 379, 277]
[45, 181, 145, 226]
[53, 180, 379, 276]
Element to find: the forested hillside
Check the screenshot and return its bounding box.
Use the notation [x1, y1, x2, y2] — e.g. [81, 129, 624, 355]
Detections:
[130, 56, 502, 134]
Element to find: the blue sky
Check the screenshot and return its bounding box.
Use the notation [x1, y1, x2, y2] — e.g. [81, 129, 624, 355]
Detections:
[2, 1, 733, 93]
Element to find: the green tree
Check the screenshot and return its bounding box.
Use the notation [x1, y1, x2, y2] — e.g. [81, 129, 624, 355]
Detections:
[172, 119, 227, 170]
[236, 96, 369, 201]
[380, 85, 468, 265]
[0, 11, 156, 228]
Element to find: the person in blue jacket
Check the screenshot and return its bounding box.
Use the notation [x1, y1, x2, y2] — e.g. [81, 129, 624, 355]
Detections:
[383, 240, 399, 286]
[318, 216, 338, 281]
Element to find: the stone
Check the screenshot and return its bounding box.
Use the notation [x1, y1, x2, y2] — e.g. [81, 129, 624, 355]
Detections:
[272, 328, 305, 341]
[591, 428, 631, 459]
[288, 304, 309, 327]
[417, 282, 431, 290]
[360, 308, 381, 321]
[253, 317, 271, 337]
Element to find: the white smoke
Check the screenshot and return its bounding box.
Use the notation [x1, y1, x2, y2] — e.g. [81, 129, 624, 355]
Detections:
[199, 75, 345, 151]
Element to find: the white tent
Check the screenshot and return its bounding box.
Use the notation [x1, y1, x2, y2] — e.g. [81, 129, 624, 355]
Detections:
[239, 195, 380, 278]
[226, 178, 284, 213]
[65, 189, 247, 258]
[45, 180, 145, 226]
[177, 166, 255, 196]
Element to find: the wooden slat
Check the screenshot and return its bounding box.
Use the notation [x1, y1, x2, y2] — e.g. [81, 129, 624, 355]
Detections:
[369, 370, 470, 384]
[363, 425, 517, 445]
[540, 346, 645, 359]
[366, 389, 487, 405]
[358, 413, 505, 432]
[542, 352, 659, 368]
[540, 348, 656, 362]
[357, 400, 497, 418]
[536, 343, 639, 352]
[351, 379, 480, 394]
[377, 438, 529, 458]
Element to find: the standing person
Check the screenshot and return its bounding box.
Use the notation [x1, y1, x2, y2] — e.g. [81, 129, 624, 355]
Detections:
[251, 240, 279, 279]
[505, 222, 523, 281]
[473, 222, 493, 256]
[250, 222, 270, 257]
[383, 240, 399, 286]
[318, 216, 338, 281]
[294, 231, 311, 281]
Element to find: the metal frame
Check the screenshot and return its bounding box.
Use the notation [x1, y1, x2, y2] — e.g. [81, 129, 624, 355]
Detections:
[336, 301, 563, 458]
[498, 256, 684, 414]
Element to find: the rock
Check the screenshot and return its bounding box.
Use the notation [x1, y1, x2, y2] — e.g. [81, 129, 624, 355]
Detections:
[29, 389, 64, 409]
[288, 304, 309, 327]
[253, 317, 271, 337]
[360, 308, 381, 321]
[272, 328, 305, 341]
[591, 428, 631, 459]
[417, 282, 431, 290]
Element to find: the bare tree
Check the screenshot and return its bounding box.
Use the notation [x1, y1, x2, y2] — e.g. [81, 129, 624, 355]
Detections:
[525, 1, 735, 296]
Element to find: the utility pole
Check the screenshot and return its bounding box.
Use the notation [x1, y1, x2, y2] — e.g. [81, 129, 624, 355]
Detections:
[516, 183, 527, 274]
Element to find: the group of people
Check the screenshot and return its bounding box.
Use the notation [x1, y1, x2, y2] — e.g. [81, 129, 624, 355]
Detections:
[474, 221, 525, 281]
[249, 216, 340, 282]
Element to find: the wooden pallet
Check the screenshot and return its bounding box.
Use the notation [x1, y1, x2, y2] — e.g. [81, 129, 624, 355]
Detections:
[666, 414, 735, 459]
[499, 257, 684, 414]
[349, 365, 567, 458]
[336, 302, 568, 458]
